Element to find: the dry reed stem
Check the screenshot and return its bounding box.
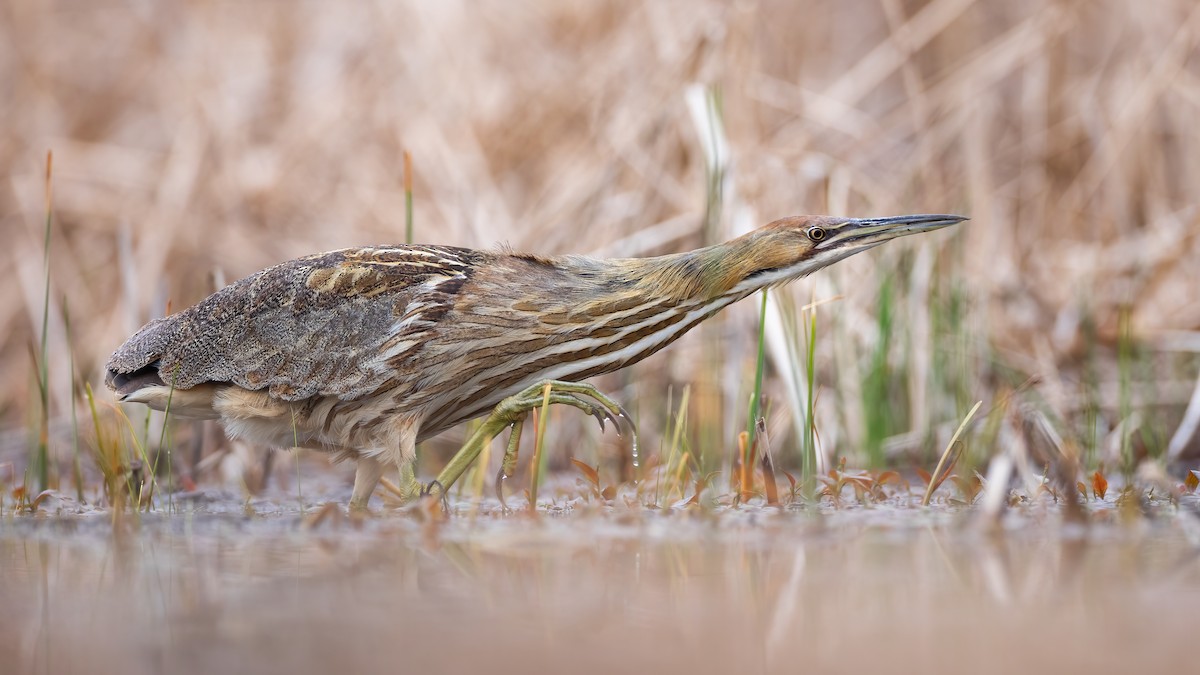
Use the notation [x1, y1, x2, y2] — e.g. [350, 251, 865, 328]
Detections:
[1, 0, 1198, 481]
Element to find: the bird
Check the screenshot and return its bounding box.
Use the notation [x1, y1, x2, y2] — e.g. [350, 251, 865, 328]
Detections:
[106, 213, 965, 509]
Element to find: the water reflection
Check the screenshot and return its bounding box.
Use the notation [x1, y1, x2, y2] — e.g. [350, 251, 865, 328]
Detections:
[2, 507, 1198, 674]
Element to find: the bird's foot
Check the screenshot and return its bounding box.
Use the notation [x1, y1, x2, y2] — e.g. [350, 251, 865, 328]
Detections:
[379, 476, 424, 503]
[397, 461, 423, 500]
[494, 418, 525, 512]
[420, 479, 445, 497]
[432, 380, 638, 502]
[419, 479, 451, 512]
[497, 381, 634, 437]
[376, 458, 424, 505]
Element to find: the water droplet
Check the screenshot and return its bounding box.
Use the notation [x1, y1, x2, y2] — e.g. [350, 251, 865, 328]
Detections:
[617, 410, 640, 485]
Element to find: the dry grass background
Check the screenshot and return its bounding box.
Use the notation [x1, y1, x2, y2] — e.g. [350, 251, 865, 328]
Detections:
[2, 0, 1199, 493]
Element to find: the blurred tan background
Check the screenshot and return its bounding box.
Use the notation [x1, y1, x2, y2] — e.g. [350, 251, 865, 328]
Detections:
[2, 0, 1199, 486]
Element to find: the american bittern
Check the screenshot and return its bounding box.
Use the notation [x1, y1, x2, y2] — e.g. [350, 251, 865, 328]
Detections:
[106, 213, 964, 508]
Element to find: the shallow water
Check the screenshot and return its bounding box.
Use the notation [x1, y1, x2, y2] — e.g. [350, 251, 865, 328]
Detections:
[2, 498, 1199, 675]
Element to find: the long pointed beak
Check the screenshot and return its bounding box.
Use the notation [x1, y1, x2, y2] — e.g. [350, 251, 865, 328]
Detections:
[819, 214, 968, 248]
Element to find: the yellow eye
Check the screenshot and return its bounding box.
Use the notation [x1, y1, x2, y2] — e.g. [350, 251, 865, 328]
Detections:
[807, 227, 827, 242]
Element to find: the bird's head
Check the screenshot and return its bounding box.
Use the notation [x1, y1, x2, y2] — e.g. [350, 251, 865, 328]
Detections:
[707, 213, 968, 296]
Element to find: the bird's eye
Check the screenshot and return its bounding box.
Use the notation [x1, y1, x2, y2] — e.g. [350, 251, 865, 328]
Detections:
[807, 227, 827, 242]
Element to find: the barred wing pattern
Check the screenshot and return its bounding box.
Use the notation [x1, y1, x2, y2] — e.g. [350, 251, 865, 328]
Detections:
[106, 245, 480, 402]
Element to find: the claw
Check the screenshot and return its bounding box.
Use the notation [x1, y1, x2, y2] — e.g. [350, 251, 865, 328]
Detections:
[419, 479, 444, 497]
[613, 404, 633, 436]
[602, 406, 619, 427]
[582, 397, 618, 432]
[616, 404, 635, 428]
[420, 479, 450, 512]
[495, 468, 509, 511]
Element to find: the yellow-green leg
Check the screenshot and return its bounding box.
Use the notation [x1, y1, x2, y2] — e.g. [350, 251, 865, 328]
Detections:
[397, 461, 421, 499]
[378, 461, 423, 502]
[428, 380, 633, 500]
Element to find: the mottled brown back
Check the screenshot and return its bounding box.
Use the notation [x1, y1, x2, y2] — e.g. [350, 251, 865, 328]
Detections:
[106, 245, 483, 401]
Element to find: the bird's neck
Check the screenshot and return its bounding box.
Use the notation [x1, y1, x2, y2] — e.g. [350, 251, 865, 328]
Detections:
[629, 233, 782, 304]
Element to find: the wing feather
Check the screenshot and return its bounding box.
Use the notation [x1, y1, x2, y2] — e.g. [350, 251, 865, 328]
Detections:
[105, 245, 480, 401]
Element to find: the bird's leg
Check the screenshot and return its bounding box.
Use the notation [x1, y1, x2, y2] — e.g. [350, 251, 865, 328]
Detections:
[378, 461, 425, 501]
[428, 380, 632, 499]
[397, 461, 422, 500]
[374, 421, 422, 504]
[349, 455, 385, 511]
[496, 417, 525, 509]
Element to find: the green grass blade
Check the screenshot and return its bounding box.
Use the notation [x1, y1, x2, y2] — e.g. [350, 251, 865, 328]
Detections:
[745, 289, 769, 464]
[802, 301, 818, 496]
[34, 151, 54, 492]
